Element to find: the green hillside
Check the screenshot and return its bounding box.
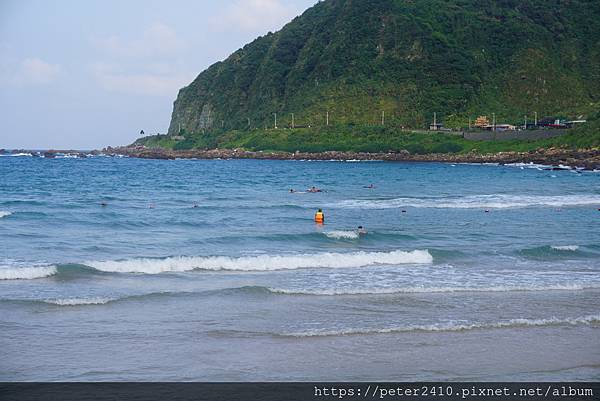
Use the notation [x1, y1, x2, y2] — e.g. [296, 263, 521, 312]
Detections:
[148, 0, 600, 150]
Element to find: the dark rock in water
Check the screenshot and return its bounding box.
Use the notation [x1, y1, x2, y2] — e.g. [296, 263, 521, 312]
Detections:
[43, 151, 56, 158]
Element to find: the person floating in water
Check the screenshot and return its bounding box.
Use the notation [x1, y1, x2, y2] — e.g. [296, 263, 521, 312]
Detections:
[357, 226, 367, 235]
[364, 184, 375, 189]
[100, 201, 108, 207]
[289, 189, 295, 193]
[308, 186, 322, 193]
[314, 209, 324, 223]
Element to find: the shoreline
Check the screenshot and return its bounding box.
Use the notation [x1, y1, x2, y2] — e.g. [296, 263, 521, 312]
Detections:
[104, 146, 600, 170]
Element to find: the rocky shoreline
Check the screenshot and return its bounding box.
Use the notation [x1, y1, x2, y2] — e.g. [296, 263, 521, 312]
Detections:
[104, 146, 600, 170]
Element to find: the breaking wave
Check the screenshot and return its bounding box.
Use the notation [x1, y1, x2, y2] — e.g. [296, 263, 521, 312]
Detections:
[551, 245, 580, 251]
[336, 194, 600, 210]
[0, 211, 12, 218]
[43, 297, 116, 306]
[284, 314, 600, 337]
[504, 162, 551, 170]
[0, 153, 32, 157]
[268, 283, 600, 296]
[324, 230, 359, 239]
[519, 245, 588, 260]
[0, 265, 57, 280]
[85, 250, 432, 274]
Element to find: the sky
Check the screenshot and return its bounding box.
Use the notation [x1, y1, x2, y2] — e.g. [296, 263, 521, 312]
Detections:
[0, 0, 317, 149]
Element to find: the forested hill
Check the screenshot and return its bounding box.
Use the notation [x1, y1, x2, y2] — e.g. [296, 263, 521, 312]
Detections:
[166, 0, 600, 138]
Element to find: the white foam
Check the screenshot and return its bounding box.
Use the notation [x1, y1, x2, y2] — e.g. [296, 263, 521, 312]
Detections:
[86, 249, 433, 274]
[286, 314, 600, 337]
[337, 194, 600, 210]
[504, 162, 552, 169]
[0, 153, 32, 157]
[551, 245, 579, 251]
[269, 283, 599, 296]
[0, 266, 57, 280]
[324, 230, 359, 239]
[44, 297, 115, 306]
[0, 211, 12, 218]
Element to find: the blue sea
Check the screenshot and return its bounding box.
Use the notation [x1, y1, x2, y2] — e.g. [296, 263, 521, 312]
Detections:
[1, 155, 599, 381]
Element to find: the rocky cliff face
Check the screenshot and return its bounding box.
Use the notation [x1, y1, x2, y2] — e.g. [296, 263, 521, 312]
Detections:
[167, 0, 600, 136]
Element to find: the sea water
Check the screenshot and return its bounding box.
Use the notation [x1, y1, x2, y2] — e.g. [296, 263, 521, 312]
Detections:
[0, 156, 599, 380]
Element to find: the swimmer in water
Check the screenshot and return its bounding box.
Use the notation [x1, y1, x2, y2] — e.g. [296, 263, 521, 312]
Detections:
[357, 226, 367, 235]
[364, 184, 375, 189]
[308, 186, 322, 193]
[290, 189, 295, 193]
[100, 202, 108, 207]
[314, 209, 325, 223]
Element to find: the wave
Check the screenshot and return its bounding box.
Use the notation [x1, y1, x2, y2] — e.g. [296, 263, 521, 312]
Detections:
[551, 245, 579, 251]
[38, 289, 208, 306]
[324, 230, 359, 239]
[0, 263, 108, 281]
[44, 297, 116, 306]
[504, 162, 552, 170]
[519, 245, 587, 260]
[336, 194, 600, 210]
[0, 152, 32, 157]
[0, 211, 12, 218]
[284, 314, 600, 337]
[85, 249, 432, 274]
[0, 265, 57, 280]
[268, 283, 600, 296]
[0, 286, 275, 307]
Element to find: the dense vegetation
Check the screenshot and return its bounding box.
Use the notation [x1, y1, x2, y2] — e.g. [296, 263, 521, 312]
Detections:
[142, 0, 600, 152]
[137, 113, 600, 155]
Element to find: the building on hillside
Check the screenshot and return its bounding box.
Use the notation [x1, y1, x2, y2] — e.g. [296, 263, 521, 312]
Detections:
[565, 120, 586, 128]
[482, 124, 517, 131]
[537, 117, 566, 128]
[429, 122, 444, 131]
[523, 122, 538, 130]
[474, 116, 489, 128]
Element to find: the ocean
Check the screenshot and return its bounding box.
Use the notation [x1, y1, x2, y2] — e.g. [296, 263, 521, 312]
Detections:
[0, 155, 599, 381]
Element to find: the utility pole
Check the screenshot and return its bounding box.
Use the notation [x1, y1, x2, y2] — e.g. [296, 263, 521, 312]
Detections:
[433, 112, 437, 129]
[534, 111, 538, 127]
[274, 113, 277, 129]
[468, 117, 471, 130]
[247, 117, 250, 128]
[291, 113, 295, 129]
[524, 115, 527, 130]
[381, 110, 385, 126]
[178, 123, 181, 134]
[326, 111, 329, 126]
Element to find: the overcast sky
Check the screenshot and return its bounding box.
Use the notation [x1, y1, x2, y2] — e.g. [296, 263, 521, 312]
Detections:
[0, 0, 316, 149]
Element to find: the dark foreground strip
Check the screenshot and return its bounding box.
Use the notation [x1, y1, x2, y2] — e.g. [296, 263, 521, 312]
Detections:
[0, 382, 598, 401]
